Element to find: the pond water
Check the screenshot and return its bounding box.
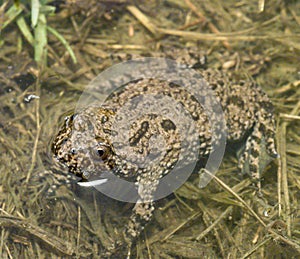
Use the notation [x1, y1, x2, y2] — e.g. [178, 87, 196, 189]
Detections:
[0, 1, 300, 258]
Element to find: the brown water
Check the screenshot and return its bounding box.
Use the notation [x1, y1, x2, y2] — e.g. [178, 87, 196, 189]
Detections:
[0, 0, 300, 258]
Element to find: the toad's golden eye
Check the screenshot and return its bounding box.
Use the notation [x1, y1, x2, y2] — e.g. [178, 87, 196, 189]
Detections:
[96, 144, 110, 160]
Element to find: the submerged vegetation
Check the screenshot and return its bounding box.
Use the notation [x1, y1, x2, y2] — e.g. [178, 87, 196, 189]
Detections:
[0, 0, 300, 258]
[2, 0, 76, 65]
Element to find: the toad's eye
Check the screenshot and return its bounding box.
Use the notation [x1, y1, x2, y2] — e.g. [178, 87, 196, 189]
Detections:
[96, 145, 110, 160]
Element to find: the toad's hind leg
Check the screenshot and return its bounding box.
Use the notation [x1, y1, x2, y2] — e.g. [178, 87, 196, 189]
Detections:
[238, 110, 278, 191]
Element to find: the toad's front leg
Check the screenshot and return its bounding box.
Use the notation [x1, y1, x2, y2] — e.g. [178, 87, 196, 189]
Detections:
[103, 174, 159, 258]
[123, 175, 159, 257]
[124, 200, 155, 253]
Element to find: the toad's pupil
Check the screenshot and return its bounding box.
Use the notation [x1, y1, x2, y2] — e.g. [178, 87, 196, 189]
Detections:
[97, 149, 105, 157]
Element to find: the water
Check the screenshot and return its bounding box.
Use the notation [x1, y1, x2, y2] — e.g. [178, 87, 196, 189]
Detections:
[0, 0, 299, 258]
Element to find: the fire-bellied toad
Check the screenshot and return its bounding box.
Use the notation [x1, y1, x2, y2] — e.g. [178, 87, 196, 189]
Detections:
[51, 48, 278, 256]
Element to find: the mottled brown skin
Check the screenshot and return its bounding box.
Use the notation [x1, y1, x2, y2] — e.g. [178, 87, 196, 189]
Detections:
[51, 49, 277, 256]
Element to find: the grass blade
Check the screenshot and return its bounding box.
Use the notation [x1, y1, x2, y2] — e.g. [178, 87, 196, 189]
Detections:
[16, 16, 34, 45]
[31, 0, 40, 28]
[1, 3, 23, 31]
[47, 25, 77, 64]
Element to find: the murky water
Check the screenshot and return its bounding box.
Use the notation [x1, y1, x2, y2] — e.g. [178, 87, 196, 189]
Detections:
[0, 1, 300, 258]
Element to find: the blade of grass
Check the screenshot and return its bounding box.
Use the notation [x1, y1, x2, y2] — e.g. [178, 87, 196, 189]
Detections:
[16, 16, 34, 45]
[31, 0, 40, 28]
[47, 26, 77, 64]
[40, 5, 56, 14]
[1, 3, 23, 31]
[34, 13, 47, 65]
